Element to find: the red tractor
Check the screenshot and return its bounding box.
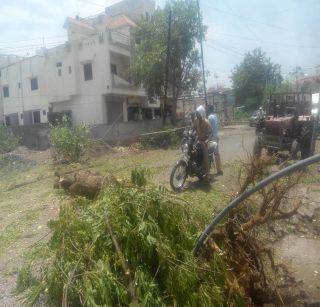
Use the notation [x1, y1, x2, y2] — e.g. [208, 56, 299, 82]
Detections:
[254, 92, 315, 159]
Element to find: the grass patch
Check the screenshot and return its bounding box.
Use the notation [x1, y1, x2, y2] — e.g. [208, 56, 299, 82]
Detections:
[0, 209, 39, 256]
[302, 174, 320, 185]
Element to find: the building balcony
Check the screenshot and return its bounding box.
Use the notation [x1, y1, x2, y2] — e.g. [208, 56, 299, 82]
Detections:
[48, 95, 72, 104]
[111, 74, 145, 96]
[109, 31, 131, 51]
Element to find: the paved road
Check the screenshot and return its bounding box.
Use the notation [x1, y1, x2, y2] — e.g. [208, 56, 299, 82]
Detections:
[219, 125, 256, 163]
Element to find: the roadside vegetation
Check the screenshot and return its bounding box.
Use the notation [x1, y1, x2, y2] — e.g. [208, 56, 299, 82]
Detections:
[16, 170, 245, 306]
[0, 125, 19, 154]
[50, 117, 91, 163]
[140, 125, 181, 149]
[14, 150, 314, 306]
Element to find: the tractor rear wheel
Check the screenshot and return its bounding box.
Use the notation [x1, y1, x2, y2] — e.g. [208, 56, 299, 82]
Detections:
[298, 124, 312, 159]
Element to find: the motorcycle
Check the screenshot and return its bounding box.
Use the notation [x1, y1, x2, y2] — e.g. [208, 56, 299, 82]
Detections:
[170, 128, 217, 191]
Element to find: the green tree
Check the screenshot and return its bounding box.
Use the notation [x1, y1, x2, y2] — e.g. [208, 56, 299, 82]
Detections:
[231, 48, 283, 110]
[289, 66, 305, 90]
[131, 0, 204, 121]
[276, 78, 293, 93]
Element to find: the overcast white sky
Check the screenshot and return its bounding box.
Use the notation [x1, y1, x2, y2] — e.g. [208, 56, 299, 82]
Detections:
[0, 0, 320, 87]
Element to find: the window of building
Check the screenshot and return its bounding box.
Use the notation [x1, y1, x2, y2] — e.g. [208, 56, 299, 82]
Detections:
[21, 113, 23, 119]
[83, 63, 93, 81]
[58, 68, 62, 76]
[43, 110, 46, 116]
[111, 64, 117, 75]
[3, 86, 9, 98]
[56, 62, 62, 67]
[18, 82, 21, 89]
[32, 111, 41, 124]
[68, 66, 72, 74]
[5, 116, 10, 126]
[31, 77, 38, 91]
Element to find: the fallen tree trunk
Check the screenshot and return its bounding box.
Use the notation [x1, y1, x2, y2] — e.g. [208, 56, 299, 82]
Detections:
[54, 170, 114, 198]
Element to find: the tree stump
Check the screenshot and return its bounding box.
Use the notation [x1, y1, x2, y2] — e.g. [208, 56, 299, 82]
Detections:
[54, 170, 113, 198]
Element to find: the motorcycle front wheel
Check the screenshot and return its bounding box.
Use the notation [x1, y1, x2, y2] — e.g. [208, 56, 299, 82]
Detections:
[170, 160, 187, 192]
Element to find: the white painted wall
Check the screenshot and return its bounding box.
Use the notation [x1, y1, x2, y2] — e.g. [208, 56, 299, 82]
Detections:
[0, 0, 156, 126]
[0, 56, 49, 125]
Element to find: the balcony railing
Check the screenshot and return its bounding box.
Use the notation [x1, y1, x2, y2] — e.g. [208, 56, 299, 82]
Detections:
[109, 31, 130, 49]
[111, 74, 145, 95]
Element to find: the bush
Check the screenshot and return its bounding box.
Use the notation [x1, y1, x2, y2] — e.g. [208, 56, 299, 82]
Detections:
[17, 179, 244, 306]
[233, 109, 250, 122]
[50, 117, 91, 163]
[131, 167, 149, 187]
[0, 125, 19, 154]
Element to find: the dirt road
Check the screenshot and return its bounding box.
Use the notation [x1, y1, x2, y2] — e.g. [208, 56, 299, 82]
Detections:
[219, 125, 256, 162]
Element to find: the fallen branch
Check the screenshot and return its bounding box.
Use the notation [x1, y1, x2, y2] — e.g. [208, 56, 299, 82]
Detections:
[104, 212, 138, 307]
[5, 175, 49, 192]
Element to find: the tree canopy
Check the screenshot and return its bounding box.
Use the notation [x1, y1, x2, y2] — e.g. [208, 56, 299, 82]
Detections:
[231, 48, 283, 110]
[130, 0, 204, 119]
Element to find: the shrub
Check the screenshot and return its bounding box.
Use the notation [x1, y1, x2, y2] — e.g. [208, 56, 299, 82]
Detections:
[17, 180, 244, 306]
[0, 125, 19, 154]
[50, 117, 91, 163]
[233, 109, 250, 122]
[131, 167, 149, 187]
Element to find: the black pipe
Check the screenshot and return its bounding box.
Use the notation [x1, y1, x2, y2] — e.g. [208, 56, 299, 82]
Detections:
[193, 153, 320, 256]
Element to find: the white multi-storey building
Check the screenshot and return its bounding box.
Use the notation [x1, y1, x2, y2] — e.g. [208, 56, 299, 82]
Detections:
[0, 0, 158, 126]
[0, 54, 22, 125]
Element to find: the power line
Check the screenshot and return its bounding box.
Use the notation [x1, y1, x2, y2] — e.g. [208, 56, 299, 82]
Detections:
[0, 42, 67, 52]
[0, 35, 67, 46]
[0, 26, 128, 56]
[221, 0, 260, 41]
[204, 41, 243, 58]
[203, 1, 319, 38]
[208, 32, 320, 50]
[213, 41, 245, 56]
[77, 0, 107, 8]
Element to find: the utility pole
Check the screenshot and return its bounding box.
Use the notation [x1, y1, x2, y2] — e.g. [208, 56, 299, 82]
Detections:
[310, 93, 319, 155]
[196, 0, 207, 112]
[0, 76, 4, 126]
[163, 9, 172, 126]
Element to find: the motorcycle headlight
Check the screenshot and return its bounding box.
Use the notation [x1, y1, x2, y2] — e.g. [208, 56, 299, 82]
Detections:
[182, 143, 189, 154]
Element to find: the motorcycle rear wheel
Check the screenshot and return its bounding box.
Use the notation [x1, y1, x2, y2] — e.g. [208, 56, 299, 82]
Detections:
[170, 161, 187, 192]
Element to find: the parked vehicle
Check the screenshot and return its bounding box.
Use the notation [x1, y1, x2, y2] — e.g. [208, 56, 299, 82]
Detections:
[254, 92, 318, 159]
[170, 128, 217, 191]
[249, 109, 265, 127]
[249, 110, 259, 127]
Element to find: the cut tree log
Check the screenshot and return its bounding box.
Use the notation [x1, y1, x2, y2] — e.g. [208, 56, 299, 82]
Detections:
[54, 170, 113, 198]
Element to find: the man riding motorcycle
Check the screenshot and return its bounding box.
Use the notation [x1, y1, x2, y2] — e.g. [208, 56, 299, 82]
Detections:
[194, 107, 213, 181]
